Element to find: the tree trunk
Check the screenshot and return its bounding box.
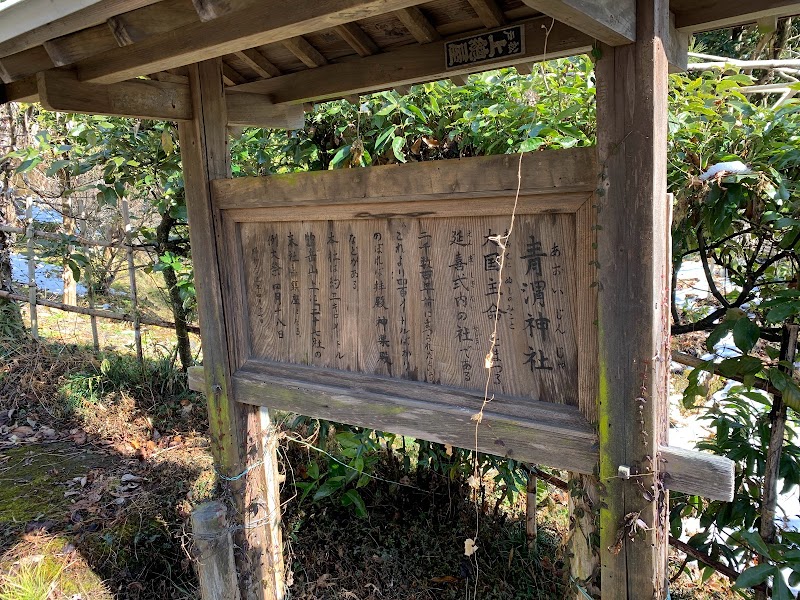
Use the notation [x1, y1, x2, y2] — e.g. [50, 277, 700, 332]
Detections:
[156, 211, 192, 371]
[0, 103, 25, 338]
[755, 324, 798, 600]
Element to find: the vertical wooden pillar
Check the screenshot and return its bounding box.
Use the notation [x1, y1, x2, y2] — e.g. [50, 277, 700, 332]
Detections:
[179, 58, 284, 600]
[595, 0, 671, 598]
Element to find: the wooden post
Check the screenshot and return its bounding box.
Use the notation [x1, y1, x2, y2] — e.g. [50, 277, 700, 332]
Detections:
[192, 501, 241, 600]
[25, 197, 37, 340]
[77, 197, 99, 351]
[179, 58, 284, 600]
[595, 0, 671, 598]
[121, 198, 143, 362]
[526, 469, 537, 549]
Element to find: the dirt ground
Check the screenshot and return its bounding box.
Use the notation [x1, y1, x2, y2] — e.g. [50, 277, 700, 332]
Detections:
[0, 338, 737, 599]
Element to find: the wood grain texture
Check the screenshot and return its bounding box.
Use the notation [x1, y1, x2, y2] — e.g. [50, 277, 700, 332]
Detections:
[191, 502, 241, 600]
[76, 0, 431, 83]
[660, 446, 733, 502]
[595, 0, 671, 597]
[106, 0, 201, 46]
[467, 0, 506, 28]
[213, 148, 598, 209]
[520, 0, 636, 45]
[334, 22, 380, 56]
[0, 0, 162, 57]
[37, 69, 193, 121]
[179, 59, 281, 600]
[42, 24, 120, 67]
[234, 359, 598, 472]
[282, 36, 328, 67]
[229, 17, 593, 103]
[395, 6, 442, 42]
[234, 49, 282, 78]
[0, 46, 52, 83]
[674, 0, 800, 32]
[226, 92, 306, 128]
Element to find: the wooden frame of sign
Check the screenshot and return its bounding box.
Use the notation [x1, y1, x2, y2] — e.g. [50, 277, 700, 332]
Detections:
[212, 148, 599, 472]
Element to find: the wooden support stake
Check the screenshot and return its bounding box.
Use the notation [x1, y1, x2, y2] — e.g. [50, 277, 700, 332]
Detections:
[192, 501, 241, 600]
[179, 58, 283, 600]
[526, 470, 538, 549]
[121, 199, 143, 363]
[77, 197, 99, 351]
[25, 198, 37, 340]
[594, 0, 671, 598]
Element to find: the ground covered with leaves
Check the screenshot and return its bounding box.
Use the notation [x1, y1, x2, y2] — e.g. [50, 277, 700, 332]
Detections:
[0, 339, 737, 599]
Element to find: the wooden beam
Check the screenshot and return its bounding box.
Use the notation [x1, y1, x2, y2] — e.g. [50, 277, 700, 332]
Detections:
[467, 0, 506, 28]
[191, 0, 237, 21]
[335, 22, 380, 56]
[221, 62, 247, 86]
[666, 12, 688, 73]
[520, 0, 636, 46]
[234, 49, 281, 78]
[37, 69, 193, 121]
[106, 0, 201, 47]
[42, 24, 120, 67]
[0, 46, 53, 83]
[595, 0, 671, 597]
[76, 0, 430, 84]
[394, 6, 441, 43]
[186, 364, 734, 501]
[282, 36, 328, 68]
[34, 70, 302, 128]
[226, 92, 306, 128]
[675, 1, 800, 33]
[2, 77, 38, 103]
[229, 18, 593, 104]
[179, 58, 283, 600]
[0, 0, 161, 57]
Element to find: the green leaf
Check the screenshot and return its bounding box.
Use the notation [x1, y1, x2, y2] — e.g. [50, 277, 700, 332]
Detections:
[391, 136, 406, 162]
[768, 368, 800, 411]
[16, 156, 42, 174]
[740, 530, 771, 557]
[706, 320, 734, 351]
[312, 476, 344, 501]
[732, 317, 760, 354]
[45, 159, 71, 176]
[766, 301, 800, 324]
[735, 563, 774, 588]
[717, 356, 763, 379]
[329, 145, 352, 169]
[340, 489, 367, 518]
[773, 572, 791, 600]
[307, 461, 319, 480]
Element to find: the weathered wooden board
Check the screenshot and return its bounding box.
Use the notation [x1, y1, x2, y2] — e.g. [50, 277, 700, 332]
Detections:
[237, 212, 580, 404]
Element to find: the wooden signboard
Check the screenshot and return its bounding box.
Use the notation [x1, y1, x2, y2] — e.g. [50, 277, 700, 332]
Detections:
[210, 147, 600, 474]
[197, 146, 732, 500]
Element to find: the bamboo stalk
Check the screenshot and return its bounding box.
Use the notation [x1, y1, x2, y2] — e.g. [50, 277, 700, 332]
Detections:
[25, 198, 38, 340]
[0, 289, 200, 333]
[121, 199, 143, 363]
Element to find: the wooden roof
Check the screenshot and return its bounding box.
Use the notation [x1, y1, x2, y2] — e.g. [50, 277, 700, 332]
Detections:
[1, 0, 800, 114]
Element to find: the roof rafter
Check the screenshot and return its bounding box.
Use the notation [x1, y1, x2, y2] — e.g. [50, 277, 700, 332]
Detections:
[75, 0, 431, 84]
[229, 18, 593, 104]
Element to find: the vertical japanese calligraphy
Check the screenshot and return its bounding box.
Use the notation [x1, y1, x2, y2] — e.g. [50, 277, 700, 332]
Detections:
[240, 213, 579, 405]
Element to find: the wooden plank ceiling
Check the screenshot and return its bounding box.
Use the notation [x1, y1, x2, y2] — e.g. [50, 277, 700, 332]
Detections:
[1, 0, 800, 109]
